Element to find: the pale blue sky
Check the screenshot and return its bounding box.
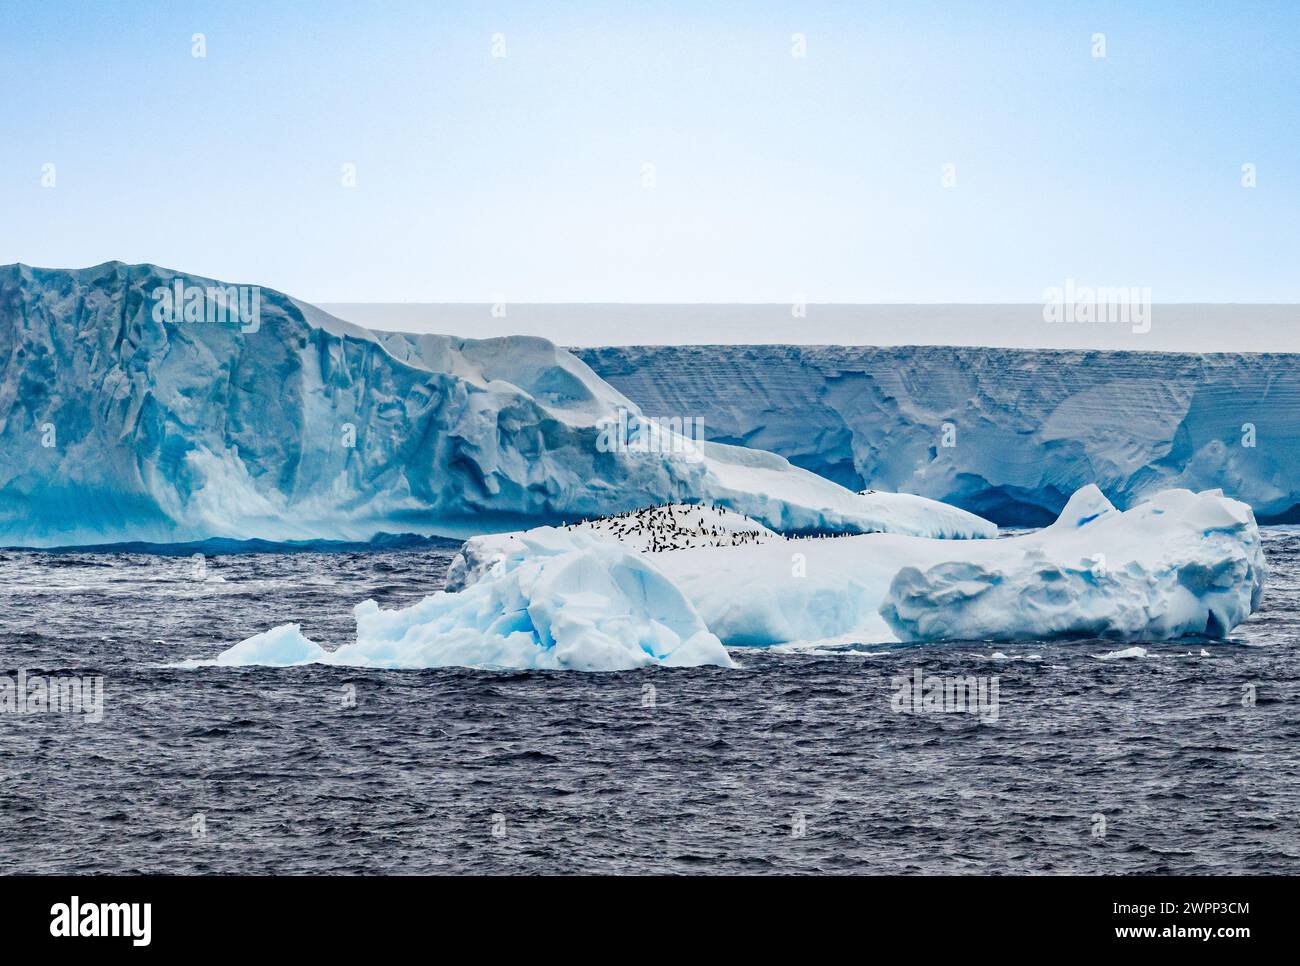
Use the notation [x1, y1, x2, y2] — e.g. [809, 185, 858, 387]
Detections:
[1, 0, 1297, 303]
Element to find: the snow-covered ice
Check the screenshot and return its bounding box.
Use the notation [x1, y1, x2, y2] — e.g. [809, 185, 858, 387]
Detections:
[879, 486, 1264, 643]
[213, 485, 1263, 671]
[526, 503, 779, 553]
[444, 502, 779, 592]
[455, 485, 1264, 650]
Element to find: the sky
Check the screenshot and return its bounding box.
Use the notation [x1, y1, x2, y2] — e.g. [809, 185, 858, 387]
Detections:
[1, 0, 1298, 307]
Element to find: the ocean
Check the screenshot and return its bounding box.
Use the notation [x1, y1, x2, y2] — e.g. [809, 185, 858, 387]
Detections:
[1, 529, 1297, 874]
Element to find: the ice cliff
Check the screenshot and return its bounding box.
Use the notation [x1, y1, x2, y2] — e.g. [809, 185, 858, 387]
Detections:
[575, 345, 1300, 525]
[0, 264, 991, 546]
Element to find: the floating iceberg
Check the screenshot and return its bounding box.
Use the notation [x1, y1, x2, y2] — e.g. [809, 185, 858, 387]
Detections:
[211, 527, 734, 671]
[0, 263, 992, 546]
[214, 485, 1263, 672]
[456, 485, 1265, 649]
[216, 623, 328, 667]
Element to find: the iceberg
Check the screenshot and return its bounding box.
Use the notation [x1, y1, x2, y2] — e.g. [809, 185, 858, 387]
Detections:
[576, 344, 1300, 525]
[454, 486, 1265, 649]
[0, 263, 992, 546]
[211, 527, 733, 671]
[216, 623, 329, 666]
[214, 485, 1263, 672]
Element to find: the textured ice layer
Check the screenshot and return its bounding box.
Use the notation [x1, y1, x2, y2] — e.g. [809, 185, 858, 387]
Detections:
[878, 486, 1265, 642]
[577, 344, 1300, 525]
[0, 263, 993, 546]
[212, 527, 734, 671]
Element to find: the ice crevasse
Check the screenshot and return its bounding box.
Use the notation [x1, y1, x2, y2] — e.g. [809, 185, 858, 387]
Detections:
[212, 486, 1265, 671]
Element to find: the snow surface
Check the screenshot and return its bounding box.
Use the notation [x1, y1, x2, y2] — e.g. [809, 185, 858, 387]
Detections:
[444, 503, 777, 591]
[209, 527, 734, 671]
[0, 264, 993, 546]
[576, 345, 1300, 525]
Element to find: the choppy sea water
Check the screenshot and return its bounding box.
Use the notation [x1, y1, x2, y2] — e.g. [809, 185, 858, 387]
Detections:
[1, 530, 1298, 875]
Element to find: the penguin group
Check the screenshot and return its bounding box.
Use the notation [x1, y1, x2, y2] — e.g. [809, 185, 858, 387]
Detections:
[559, 501, 773, 552]
[556, 501, 868, 552]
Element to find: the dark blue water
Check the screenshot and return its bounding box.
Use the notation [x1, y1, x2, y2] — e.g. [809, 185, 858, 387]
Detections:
[1, 531, 1298, 874]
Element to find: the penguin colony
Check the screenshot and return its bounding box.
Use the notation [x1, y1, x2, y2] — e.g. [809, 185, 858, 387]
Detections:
[558, 502, 860, 553]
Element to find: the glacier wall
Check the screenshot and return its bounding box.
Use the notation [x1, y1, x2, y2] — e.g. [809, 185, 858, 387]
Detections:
[575, 345, 1300, 525]
[0, 263, 991, 547]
